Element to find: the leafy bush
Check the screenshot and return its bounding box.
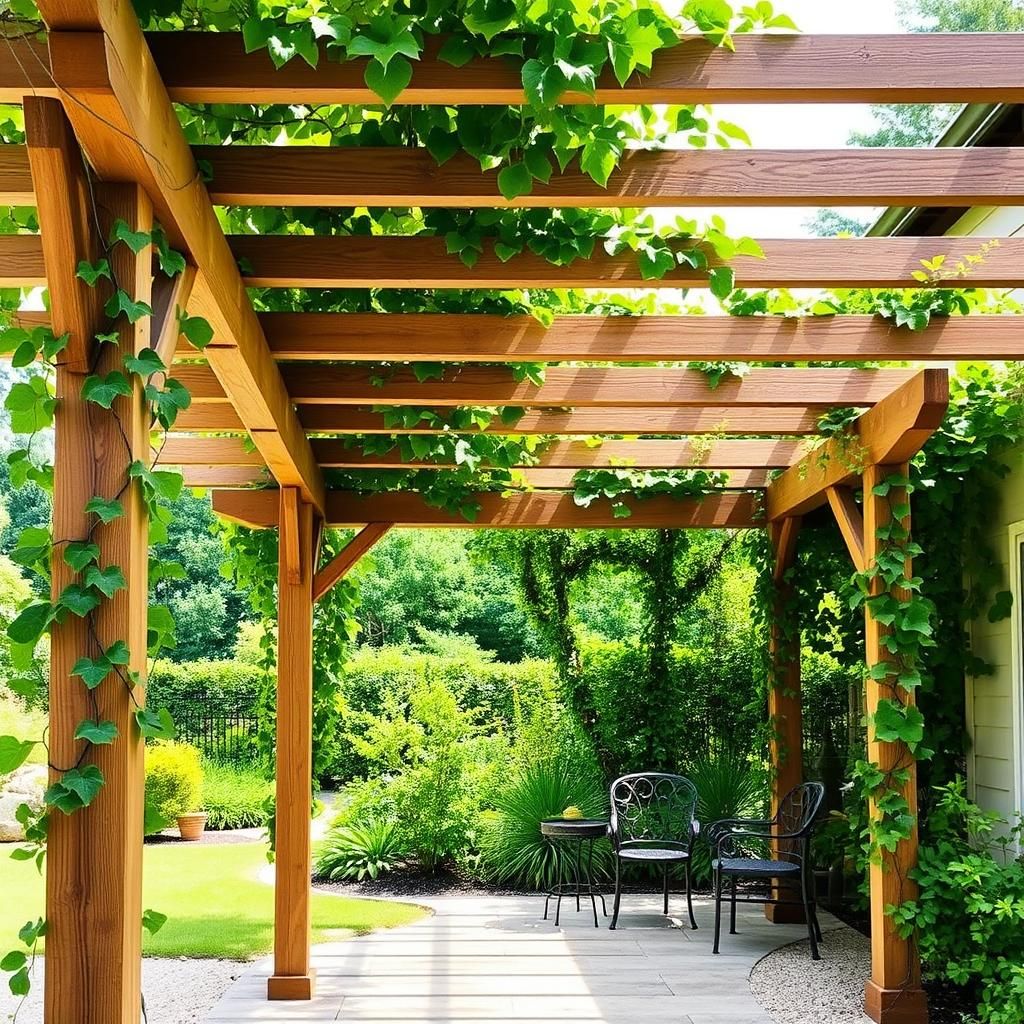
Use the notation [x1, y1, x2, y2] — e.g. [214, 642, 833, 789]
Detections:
[890, 779, 1024, 1024]
[339, 678, 500, 871]
[478, 758, 611, 891]
[145, 741, 203, 825]
[686, 750, 767, 883]
[314, 818, 406, 881]
[201, 760, 272, 830]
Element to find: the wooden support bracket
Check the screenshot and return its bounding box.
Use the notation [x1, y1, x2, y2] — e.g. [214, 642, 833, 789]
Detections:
[151, 263, 196, 367]
[313, 523, 392, 603]
[281, 487, 301, 586]
[770, 516, 801, 583]
[827, 486, 867, 572]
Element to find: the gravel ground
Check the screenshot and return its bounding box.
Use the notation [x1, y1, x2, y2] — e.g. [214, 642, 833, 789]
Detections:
[0, 957, 244, 1023]
[750, 924, 874, 1024]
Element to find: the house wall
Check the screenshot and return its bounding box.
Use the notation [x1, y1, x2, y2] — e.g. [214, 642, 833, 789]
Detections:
[949, 203, 1024, 819]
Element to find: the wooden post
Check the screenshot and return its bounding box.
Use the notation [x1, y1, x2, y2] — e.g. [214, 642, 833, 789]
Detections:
[862, 464, 927, 1024]
[45, 182, 153, 1022]
[270, 487, 318, 999]
[765, 517, 804, 923]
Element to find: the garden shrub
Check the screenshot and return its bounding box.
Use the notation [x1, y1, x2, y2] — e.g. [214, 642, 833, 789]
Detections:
[314, 818, 406, 881]
[338, 677, 503, 872]
[145, 741, 203, 825]
[201, 760, 273, 830]
[890, 778, 1024, 1024]
[478, 756, 610, 890]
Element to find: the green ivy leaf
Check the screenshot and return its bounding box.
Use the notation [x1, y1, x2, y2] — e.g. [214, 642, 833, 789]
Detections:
[110, 219, 151, 254]
[85, 497, 124, 523]
[81, 371, 132, 409]
[124, 347, 166, 378]
[134, 707, 176, 741]
[74, 720, 118, 745]
[179, 314, 214, 350]
[437, 36, 476, 67]
[497, 162, 533, 201]
[83, 564, 127, 599]
[57, 583, 102, 618]
[0, 736, 36, 774]
[45, 764, 104, 814]
[63, 541, 100, 572]
[5, 378, 55, 434]
[104, 289, 153, 324]
[142, 909, 168, 935]
[364, 54, 413, 106]
[709, 266, 736, 300]
[7, 602, 52, 646]
[347, 14, 420, 68]
[8, 965, 30, 997]
[76, 258, 111, 286]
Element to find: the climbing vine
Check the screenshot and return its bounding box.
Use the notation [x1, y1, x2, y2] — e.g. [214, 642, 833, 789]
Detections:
[0, 215, 213, 996]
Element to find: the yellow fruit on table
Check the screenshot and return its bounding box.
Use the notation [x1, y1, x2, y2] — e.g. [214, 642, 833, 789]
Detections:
[562, 806, 583, 820]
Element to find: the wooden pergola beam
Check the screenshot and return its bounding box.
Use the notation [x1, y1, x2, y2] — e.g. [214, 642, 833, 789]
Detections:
[195, 145, 1024, 208]
[171, 364, 915, 410]
[161, 437, 802, 470]
[826, 486, 867, 572]
[212, 489, 763, 530]
[175, 403, 834, 436]
[40, 13, 324, 512]
[189, 313, 1024, 364]
[312, 523, 392, 602]
[226, 234, 1024, 290]
[0, 234, 1016, 291]
[766, 369, 950, 521]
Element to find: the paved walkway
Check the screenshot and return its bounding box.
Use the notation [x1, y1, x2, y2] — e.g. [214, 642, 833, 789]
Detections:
[205, 892, 838, 1023]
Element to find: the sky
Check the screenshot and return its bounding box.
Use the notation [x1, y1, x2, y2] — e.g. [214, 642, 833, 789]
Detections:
[685, 0, 909, 238]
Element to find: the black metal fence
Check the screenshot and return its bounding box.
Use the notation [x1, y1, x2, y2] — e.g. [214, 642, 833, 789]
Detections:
[170, 687, 261, 764]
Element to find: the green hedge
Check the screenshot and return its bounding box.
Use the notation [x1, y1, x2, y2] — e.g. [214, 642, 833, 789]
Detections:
[147, 660, 263, 710]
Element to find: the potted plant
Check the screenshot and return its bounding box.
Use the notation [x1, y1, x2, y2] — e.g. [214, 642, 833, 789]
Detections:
[144, 740, 205, 841]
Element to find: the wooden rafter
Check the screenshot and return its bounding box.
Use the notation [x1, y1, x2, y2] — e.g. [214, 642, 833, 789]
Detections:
[0, 234, 1016, 291]
[170, 365, 915, 409]
[312, 523, 392, 602]
[766, 369, 949, 521]
[193, 145, 1024, 208]
[174, 404, 835, 436]
[770, 516, 801, 583]
[213, 489, 763, 530]
[179, 313, 1024, 364]
[40, 8, 324, 511]
[225, 234, 1023, 290]
[159, 437, 802, 470]
[151, 264, 196, 368]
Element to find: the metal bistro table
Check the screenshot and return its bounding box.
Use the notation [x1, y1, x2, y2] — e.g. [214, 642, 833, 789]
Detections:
[541, 818, 609, 927]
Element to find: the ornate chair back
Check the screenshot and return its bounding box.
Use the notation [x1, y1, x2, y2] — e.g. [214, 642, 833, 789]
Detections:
[609, 773, 698, 854]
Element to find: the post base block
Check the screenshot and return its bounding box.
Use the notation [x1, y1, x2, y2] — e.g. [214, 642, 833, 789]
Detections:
[268, 970, 317, 1001]
[864, 980, 928, 1024]
[764, 902, 806, 924]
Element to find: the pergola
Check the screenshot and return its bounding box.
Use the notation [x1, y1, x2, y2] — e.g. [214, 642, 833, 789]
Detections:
[3, 5, 1021, 1023]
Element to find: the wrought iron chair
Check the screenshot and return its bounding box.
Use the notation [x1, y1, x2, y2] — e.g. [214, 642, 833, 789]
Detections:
[707, 781, 825, 959]
[609, 773, 699, 930]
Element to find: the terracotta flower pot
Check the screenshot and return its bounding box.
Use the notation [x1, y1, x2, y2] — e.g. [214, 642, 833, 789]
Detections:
[177, 812, 207, 842]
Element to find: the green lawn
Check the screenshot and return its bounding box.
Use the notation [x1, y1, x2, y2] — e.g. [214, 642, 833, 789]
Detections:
[0, 841, 426, 959]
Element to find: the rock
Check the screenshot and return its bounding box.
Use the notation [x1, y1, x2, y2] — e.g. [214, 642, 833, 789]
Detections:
[0, 764, 46, 841]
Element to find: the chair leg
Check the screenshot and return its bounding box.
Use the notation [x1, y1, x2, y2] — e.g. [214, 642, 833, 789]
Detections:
[684, 860, 697, 930]
[801, 867, 820, 961]
[610, 857, 622, 930]
[663, 864, 669, 916]
[729, 875, 738, 934]
[712, 867, 723, 955]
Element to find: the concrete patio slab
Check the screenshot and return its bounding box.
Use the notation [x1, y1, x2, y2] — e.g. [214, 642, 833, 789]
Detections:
[205, 893, 839, 1023]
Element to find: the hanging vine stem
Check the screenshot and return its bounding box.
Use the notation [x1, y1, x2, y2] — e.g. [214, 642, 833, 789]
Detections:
[0, 213, 214, 999]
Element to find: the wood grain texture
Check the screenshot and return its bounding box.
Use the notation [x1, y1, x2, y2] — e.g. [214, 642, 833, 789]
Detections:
[313, 438, 803, 470]
[140, 32, 1024, 106]
[42, 19, 324, 510]
[236, 312, 1024, 363]
[151, 264, 195, 368]
[862, 464, 927, 1024]
[197, 145, 1024, 208]
[199, 404, 833, 436]
[226, 234, 1024, 290]
[271, 490, 317, 999]
[23, 99, 108, 371]
[170, 365, 915, 410]
[46, 183, 151, 1024]
[0, 233, 47, 287]
[0, 143, 37, 204]
[766, 370, 950, 520]
[313, 523, 392, 602]
[212, 489, 763, 529]
[827, 486, 866, 572]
